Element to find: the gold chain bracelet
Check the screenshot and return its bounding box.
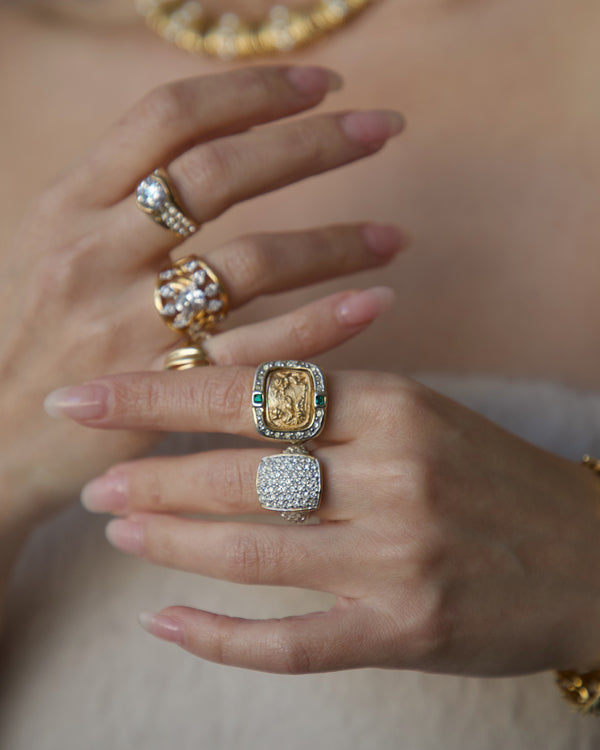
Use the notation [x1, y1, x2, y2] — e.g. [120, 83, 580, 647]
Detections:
[555, 456, 600, 715]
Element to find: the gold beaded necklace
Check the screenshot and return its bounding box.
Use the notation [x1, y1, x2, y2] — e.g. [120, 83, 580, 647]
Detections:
[135, 0, 376, 59]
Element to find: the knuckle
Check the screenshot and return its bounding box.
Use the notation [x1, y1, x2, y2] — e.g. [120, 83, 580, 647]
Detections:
[223, 532, 284, 585]
[314, 225, 349, 266]
[208, 615, 232, 665]
[366, 376, 437, 437]
[113, 377, 163, 423]
[28, 183, 70, 223]
[375, 458, 417, 509]
[200, 369, 247, 425]
[223, 533, 261, 583]
[135, 81, 193, 129]
[135, 464, 167, 512]
[272, 630, 313, 675]
[415, 589, 455, 665]
[206, 459, 252, 511]
[390, 378, 431, 419]
[218, 235, 269, 300]
[396, 455, 438, 509]
[230, 66, 274, 102]
[178, 142, 233, 213]
[33, 232, 102, 305]
[287, 119, 325, 166]
[401, 587, 454, 666]
[375, 577, 453, 669]
[283, 309, 317, 353]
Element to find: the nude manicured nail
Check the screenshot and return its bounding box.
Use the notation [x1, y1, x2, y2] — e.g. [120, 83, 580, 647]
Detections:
[341, 110, 405, 146]
[105, 519, 144, 555]
[81, 473, 128, 513]
[285, 66, 343, 96]
[44, 384, 110, 421]
[139, 612, 185, 646]
[362, 224, 406, 257]
[335, 286, 395, 328]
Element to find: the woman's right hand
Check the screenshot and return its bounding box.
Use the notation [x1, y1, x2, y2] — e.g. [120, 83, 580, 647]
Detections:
[0, 65, 406, 547]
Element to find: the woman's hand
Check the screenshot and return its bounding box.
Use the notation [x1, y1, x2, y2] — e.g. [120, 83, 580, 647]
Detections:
[50, 366, 600, 675]
[0, 65, 406, 538]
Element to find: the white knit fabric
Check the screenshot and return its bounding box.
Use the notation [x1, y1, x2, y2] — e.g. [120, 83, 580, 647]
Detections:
[3, 375, 600, 750]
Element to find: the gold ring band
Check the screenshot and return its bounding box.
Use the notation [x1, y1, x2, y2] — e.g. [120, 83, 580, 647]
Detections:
[164, 344, 212, 370]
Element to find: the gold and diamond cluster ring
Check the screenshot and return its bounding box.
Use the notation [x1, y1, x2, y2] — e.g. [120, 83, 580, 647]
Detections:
[135, 166, 229, 370]
[252, 361, 327, 523]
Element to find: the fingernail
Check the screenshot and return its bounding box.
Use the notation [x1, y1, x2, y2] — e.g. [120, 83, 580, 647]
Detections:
[285, 66, 343, 96]
[139, 612, 185, 646]
[335, 286, 395, 328]
[340, 110, 405, 147]
[81, 472, 128, 513]
[44, 384, 110, 421]
[362, 224, 406, 257]
[105, 519, 144, 555]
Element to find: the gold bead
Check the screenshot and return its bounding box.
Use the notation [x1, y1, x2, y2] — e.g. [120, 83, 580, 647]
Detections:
[138, 0, 376, 59]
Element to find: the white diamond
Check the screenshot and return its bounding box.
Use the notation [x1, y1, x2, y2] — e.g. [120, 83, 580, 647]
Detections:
[207, 299, 223, 313]
[173, 308, 194, 328]
[256, 454, 321, 512]
[324, 0, 348, 18]
[175, 288, 206, 312]
[205, 283, 219, 297]
[192, 269, 206, 286]
[159, 284, 177, 298]
[137, 177, 167, 209]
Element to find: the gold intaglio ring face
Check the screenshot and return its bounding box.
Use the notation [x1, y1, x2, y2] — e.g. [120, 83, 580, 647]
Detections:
[251, 361, 327, 442]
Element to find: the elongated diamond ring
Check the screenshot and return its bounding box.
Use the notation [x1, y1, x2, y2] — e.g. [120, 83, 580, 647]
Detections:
[136, 168, 199, 238]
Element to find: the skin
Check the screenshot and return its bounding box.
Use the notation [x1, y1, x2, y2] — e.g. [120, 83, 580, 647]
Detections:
[3, 0, 600, 677]
[51, 366, 600, 675]
[0, 65, 405, 621]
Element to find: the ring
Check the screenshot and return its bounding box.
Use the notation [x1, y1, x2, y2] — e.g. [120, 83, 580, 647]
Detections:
[164, 344, 211, 370]
[155, 256, 229, 342]
[136, 168, 199, 238]
[252, 360, 327, 523]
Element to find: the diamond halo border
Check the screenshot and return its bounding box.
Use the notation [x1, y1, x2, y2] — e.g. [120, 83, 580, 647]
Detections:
[251, 360, 327, 442]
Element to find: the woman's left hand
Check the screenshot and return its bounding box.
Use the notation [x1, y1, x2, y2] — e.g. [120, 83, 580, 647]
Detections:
[48, 367, 600, 675]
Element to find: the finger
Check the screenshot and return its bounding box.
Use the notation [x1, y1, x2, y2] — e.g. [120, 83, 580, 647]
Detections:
[43, 367, 377, 442]
[81, 446, 357, 520]
[200, 223, 404, 308]
[63, 66, 343, 205]
[120, 224, 400, 355]
[138, 600, 375, 674]
[204, 287, 395, 366]
[111, 108, 405, 258]
[104, 515, 349, 591]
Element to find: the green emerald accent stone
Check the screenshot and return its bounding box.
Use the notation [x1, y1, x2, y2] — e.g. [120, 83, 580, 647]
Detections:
[253, 393, 263, 405]
[315, 394, 326, 407]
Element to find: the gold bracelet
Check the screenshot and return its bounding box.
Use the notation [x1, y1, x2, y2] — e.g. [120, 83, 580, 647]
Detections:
[554, 456, 600, 715]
